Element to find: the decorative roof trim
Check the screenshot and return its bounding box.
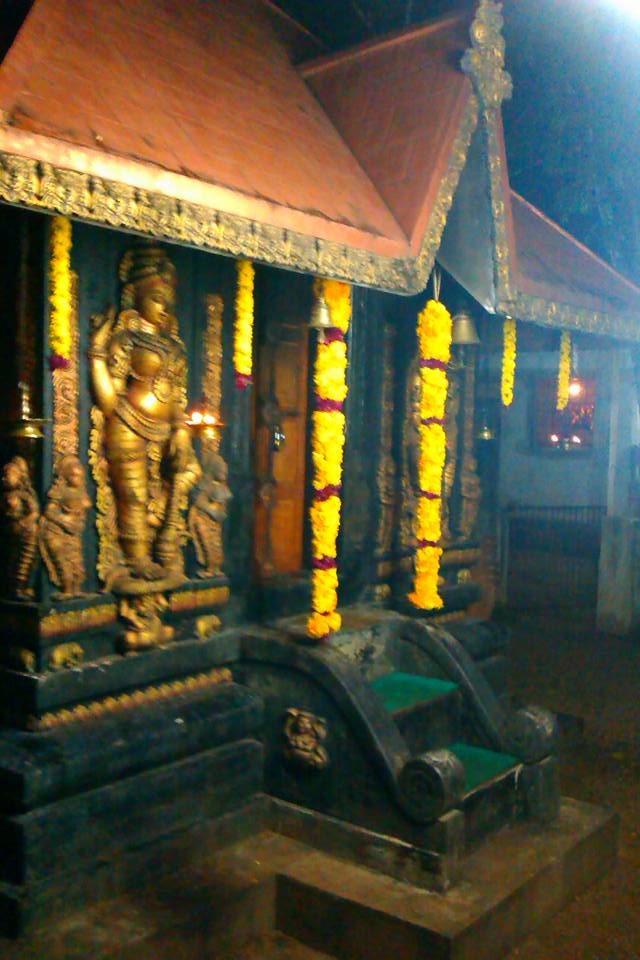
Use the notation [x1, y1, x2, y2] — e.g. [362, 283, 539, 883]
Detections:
[0, 93, 479, 295]
[498, 293, 640, 342]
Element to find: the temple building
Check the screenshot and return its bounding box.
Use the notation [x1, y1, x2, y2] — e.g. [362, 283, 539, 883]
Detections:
[0, 0, 633, 956]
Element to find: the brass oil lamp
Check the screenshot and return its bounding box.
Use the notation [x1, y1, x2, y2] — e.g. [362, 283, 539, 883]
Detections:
[186, 399, 225, 445]
[4, 381, 47, 440]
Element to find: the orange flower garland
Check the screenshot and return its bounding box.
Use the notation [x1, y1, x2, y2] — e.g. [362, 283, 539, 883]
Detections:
[408, 298, 452, 611]
[48, 216, 73, 370]
[556, 330, 571, 411]
[307, 279, 351, 640]
[501, 316, 517, 407]
[234, 259, 255, 389]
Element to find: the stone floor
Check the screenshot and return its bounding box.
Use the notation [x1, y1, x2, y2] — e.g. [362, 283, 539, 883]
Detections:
[503, 607, 640, 960]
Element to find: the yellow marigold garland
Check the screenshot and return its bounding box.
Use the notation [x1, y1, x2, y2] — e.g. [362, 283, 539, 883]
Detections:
[556, 330, 571, 411]
[501, 316, 517, 407]
[48, 216, 73, 370]
[234, 259, 255, 389]
[408, 298, 452, 611]
[307, 278, 351, 640]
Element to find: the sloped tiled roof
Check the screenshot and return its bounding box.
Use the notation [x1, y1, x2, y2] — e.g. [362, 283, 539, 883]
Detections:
[510, 191, 640, 319]
[0, 0, 480, 292]
[0, 0, 409, 254]
[301, 14, 473, 254]
[0, 0, 637, 338]
[438, 101, 640, 339]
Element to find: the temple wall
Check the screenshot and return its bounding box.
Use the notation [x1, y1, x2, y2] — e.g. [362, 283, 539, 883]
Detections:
[596, 349, 640, 635]
[497, 349, 613, 509]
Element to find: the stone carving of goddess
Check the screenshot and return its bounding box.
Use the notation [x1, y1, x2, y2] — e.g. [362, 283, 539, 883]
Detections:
[1, 456, 40, 599]
[189, 448, 232, 578]
[39, 455, 91, 598]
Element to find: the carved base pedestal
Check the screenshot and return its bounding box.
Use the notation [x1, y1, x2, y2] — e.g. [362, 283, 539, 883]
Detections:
[111, 571, 185, 653]
[0, 674, 263, 936]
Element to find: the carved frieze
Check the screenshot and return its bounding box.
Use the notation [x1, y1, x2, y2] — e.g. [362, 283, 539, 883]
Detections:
[283, 708, 329, 771]
[0, 93, 478, 298]
[375, 325, 396, 558]
[39, 456, 91, 598]
[1, 456, 40, 600]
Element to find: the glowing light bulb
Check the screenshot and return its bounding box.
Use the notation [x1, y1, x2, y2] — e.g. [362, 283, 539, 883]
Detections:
[189, 410, 203, 424]
[550, 434, 559, 443]
[568, 380, 583, 398]
[571, 435, 582, 445]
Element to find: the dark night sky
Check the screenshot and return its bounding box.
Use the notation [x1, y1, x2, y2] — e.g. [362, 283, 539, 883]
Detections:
[277, 0, 640, 283]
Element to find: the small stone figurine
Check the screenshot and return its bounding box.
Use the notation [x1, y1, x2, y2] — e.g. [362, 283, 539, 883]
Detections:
[39, 455, 91, 598]
[189, 448, 232, 578]
[1, 456, 40, 599]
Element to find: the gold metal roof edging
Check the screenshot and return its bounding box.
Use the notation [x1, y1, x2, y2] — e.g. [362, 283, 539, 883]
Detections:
[0, 92, 478, 295]
[410, 94, 480, 293]
[498, 292, 640, 343]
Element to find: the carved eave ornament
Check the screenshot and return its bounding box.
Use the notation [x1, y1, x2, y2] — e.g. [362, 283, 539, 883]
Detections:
[462, 0, 514, 306]
[461, 0, 640, 342]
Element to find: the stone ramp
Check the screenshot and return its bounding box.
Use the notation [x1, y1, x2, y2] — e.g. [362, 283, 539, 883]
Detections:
[0, 798, 617, 960]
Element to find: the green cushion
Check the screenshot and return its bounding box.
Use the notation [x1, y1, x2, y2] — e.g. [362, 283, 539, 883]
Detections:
[448, 741, 519, 793]
[370, 671, 458, 713]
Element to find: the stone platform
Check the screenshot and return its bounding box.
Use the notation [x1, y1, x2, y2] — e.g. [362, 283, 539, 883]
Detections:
[0, 797, 617, 960]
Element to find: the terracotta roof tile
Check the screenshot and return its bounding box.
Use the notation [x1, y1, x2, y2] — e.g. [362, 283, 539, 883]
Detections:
[302, 14, 473, 252]
[0, 0, 407, 248]
[511, 190, 640, 317]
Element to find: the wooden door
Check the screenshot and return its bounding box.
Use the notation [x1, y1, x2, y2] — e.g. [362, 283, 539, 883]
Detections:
[254, 275, 310, 578]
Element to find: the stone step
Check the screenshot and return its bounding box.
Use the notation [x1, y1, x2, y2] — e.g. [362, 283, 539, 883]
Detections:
[445, 741, 521, 845]
[369, 671, 462, 753]
[0, 802, 617, 960]
[238, 932, 333, 960]
[274, 799, 618, 960]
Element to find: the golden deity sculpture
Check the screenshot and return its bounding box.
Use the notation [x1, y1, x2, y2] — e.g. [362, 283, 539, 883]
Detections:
[1, 456, 40, 600]
[189, 448, 232, 579]
[89, 244, 201, 649]
[39, 455, 91, 598]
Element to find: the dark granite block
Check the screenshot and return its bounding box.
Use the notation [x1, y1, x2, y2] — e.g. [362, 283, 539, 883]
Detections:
[1, 738, 263, 886]
[0, 682, 262, 814]
[0, 630, 242, 726]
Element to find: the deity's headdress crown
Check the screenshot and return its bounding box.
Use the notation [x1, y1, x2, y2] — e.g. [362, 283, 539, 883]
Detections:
[119, 243, 177, 308]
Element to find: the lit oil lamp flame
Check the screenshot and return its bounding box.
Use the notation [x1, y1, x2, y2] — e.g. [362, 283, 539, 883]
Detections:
[186, 402, 225, 441]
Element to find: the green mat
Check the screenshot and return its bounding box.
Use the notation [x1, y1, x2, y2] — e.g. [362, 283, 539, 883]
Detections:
[448, 741, 519, 792]
[370, 671, 458, 713]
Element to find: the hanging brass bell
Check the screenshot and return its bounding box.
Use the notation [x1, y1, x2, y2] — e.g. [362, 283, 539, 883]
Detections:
[309, 293, 333, 343]
[451, 311, 480, 346]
